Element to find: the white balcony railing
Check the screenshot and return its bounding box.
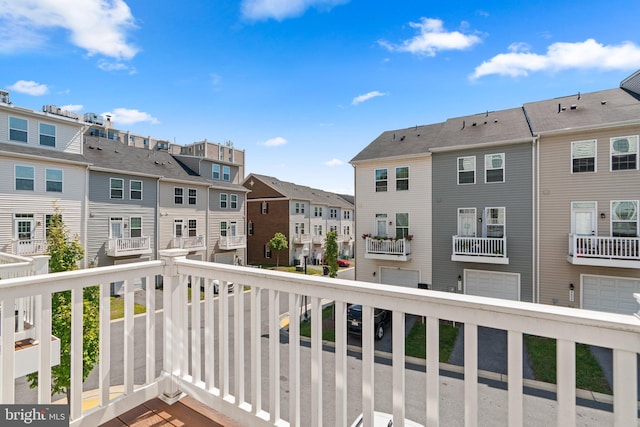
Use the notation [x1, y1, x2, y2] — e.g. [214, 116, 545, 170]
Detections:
[172, 235, 206, 251]
[218, 235, 246, 250]
[312, 235, 325, 245]
[14, 239, 48, 256]
[568, 234, 640, 268]
[451, 236, 509, 264]
[107, 236, 151, 257]
[293, 233, 312, 244]
[364, 237, 411, 261]
[2, 250, 640, 427]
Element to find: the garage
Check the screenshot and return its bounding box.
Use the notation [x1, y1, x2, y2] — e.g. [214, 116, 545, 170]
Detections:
[582, 275, 640, 315]
[464, 269, 520, 301]
[214, 251, 236, 265]
[380, 267, 420, 288]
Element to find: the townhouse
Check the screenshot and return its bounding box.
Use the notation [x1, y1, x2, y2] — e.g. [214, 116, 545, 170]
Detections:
[243, 173, 354, 266]
[0, 92, 89, 258]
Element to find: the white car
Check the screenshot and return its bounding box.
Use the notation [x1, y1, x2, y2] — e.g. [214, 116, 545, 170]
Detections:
[350, 411, 424, 427]
[212, 279, 234, 294]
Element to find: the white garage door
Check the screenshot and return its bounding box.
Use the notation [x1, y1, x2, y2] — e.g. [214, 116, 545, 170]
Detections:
[464, 270, 520, 301]
[380, 267, 420, 288]
[582, 275, 640, 315]
[214, 252, 235, 265]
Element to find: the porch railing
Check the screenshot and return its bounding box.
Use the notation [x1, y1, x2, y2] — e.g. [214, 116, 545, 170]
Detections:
[218, 235, 246, 250]
[107, 236, 151, 256]
[1, 250, 639, 427]
[365, 237, 410, 256]
[452, 236, 507, 258]
[14, 239, 48, 256]
[172, 235, 206, 250]
[569, 234, 640, 261]
[293, 234, 312, 244]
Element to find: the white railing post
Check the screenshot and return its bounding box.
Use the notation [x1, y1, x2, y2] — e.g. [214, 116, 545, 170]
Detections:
[159, 249, 189, 404]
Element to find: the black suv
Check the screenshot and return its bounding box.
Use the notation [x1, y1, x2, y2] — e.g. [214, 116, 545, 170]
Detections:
[346, 304, 391, 340]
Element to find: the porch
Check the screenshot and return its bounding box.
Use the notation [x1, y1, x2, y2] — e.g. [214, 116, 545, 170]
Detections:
[451, 236, 509, 265]
[293, 234, 312, 244]
[172, 235, 207, 251]
[1, 250, 639, 427]
[13, 239, 48, 256]
[364, 236, 411, 261]
[107, 237, 152, 257]
[568, 234, 640, 268]
[218, 235, 246, 250]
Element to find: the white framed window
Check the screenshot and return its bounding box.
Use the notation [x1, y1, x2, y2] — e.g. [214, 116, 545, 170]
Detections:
[295, 202, 305, 214]
[343, 225, 350, 235]
[174, 219, 183, 238]
[223, 165, 230, 181]
[110, 178, 123, 199]
[610, 135, 638, 171]
[457, 208, 477, 237]
[314, 225, 323, 235]
[485, 153, 505, 183]
[230, 194, 238, 209]
[261, 201, 268, 214]
[39, 123, 56, 147]
[611, 200, 638, 237]
[375, 168, 388, 192]
[174, 187, 184, 204]
[295, 223, 305, 234]
[330, 225, 337, 233]
[220, 193, 228, 208]
[130, 180, 142, 200]
[9, 117, 28, 142]
[188, 188, 197, 205]
[343, 210, 351, 220]
[314, 207, 323, 217]
[330, 208, 338, 218]
[457, 156, 475, 184]
[45, 214, 62, 238]
[212, 164, 220, 180]
[396, 166, 409, 191]
[188, 219, 197, 237]
[395, 213, 409, 239]
[264, 244, 271, 258]
[485, 207, 506, 238]
[220, 221, 227, 237]
[130, 217, 142, 238]
[571, 139, 596, 173]
[45, 168, 63, 192]
[248, 221, 254, 236]
[15, 165, 35, 191]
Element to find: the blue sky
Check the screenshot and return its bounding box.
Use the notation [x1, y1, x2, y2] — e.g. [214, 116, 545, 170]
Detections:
[2, 1, 640, 195]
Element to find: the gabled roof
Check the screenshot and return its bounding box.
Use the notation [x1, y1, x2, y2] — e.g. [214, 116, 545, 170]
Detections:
[524, 88, 640, 134]
[0, 141, 88, 165]
[245, 173, 354, 208]
[350, 122, 443, 163]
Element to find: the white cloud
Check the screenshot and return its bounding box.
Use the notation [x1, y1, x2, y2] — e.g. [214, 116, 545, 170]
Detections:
[103, 108, 159, 125]
[472, 39, 640, 79]
[8, 80, 48, 96]
[241, 0, 348, 21]
[324, 158, 344, 167]
[98, 59, 137, 74]
[379, 18, 481, 56]
[352, 91, 387, 105]
[60, 104, 83, 112]
[0, 0, 138, 60]
[260, 136, 287, 147]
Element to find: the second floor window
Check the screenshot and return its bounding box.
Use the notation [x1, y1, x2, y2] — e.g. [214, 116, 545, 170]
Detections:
[230, 194, 238, 209]
[188, 219, 197, 237]
[314, 207, 323, 217]
[220, 193, 228, 208]
[458, 156, 475, 184]
[261, 201, 268, 214]
[485, 154, 505, 183]
[45, 168, 63, 192]
[212, 164, 220, 180]
[572, 140, 596, 173]
[39, 123, 56, 147]
[611, 136, 638, 171]
[330, 208, 338, 218]
[188, 188, 197, 205]
[295, 223, 305, 234]
[110, 178, 123, 199]
[375, 168, 387, 192]
[343, 225, 350, 235]
[15, 165, 34, 191]
[343, 210, 351, 220]
[396, 167, 409, 190]
[395, 213, 409, 239]
[314, 225, 323, 235]
[174, 219, 183, 237]
[248, 221, 254, 236]
[485, 207, 506, 238]
[9, 117, 28, 143]
[223, 166, 230, 181]
[611, 200, 638, 237]
[295, 202, 305, 214]
[174, 187, 183, 204]
[130, 217, 142, 238]
[130, 180, 142, 200]
[220, 221, 227, 236]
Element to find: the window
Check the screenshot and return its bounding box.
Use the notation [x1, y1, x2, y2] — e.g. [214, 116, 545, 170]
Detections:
[212, 164, 220, 180]
[45, 214, 62, 238]
[220, 193, 228, 208]
[39, 123, 56, 147]
[395, 213, 409, 239]
[110, 178, 123, 199]
[248, 221, 254, 236]
[220, 221, 227, 237]
[611, 201, 638, 237]
[174, 187, 184, 204]
[314, 225, 323, 235]
[230, 194, 238, 209]
[295, 202, 305, 214]
[45, 168, 63, 192]
[130, 180, 142, 200]
[143, 138, 149, 147]
[15, 165, 34, 191]
[330, 208, 338, 219]
[330, 225, 337, 233]
[485, 207, 505, 238]
[188, 219, 197, 237]
[174, 219, 183, 237]
[314, 207, 323, 217]
[261, 202, 268, 214]
[264, 245, 271, 258]
[375, 169, 388, 192]
[9, 117, 28, 142]
[223, 166, 230, 181]
[458, 156, 475, 184]
[611, 136, 638, 171]
[295, 223, 305, 234]
[188, 188, 197, 205]
[396, 167, 409, 191]
[485, 153, 505, 183]
[130, 217, 142, 238]
[343, 210, 351, 220]
[572, 140, 596, 173]
[343, 225, 350, 235]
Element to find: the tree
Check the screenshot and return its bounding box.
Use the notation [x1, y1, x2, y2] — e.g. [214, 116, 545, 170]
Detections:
[324, 231, 339, 278]
[268, 232, 288, 268]
[27, 203, 99, 404]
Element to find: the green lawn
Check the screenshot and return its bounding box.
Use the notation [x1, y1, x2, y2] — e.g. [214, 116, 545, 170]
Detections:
[404, 320, 460, 363]
[299, 304, 336, 341]
[109, 296, 146, 320]
[524, 335, 611, 394]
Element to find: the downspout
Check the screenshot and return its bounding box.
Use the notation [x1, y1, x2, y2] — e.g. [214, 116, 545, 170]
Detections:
[156, 177, 160, 261]
[84, 164, 90, 268]
[535, 135, 540, 304]
[207, 186, 210, 262]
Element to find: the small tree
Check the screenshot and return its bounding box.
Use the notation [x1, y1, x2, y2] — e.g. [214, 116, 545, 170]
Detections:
[27, 203, 99, 404]
[268, 232, 288, 268]
[324, 231, 339, 278]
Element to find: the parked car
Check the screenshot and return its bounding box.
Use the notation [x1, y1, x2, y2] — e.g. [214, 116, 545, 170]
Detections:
[350, 411, 424, 427]
[346, 304, 391, 340]
[337, 259, 350, 267]
[213, 279, 234, 294]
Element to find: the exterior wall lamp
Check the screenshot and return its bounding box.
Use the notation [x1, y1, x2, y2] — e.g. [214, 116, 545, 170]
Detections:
[600, 213, 606, 219]
[457, 275, 462, 292]
[569, 283, 575, 303]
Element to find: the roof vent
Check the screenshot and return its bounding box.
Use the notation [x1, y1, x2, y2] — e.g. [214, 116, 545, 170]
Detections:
[400, 135, 405, 141]
[472, 122, 477, 126]
[154, 161, 159, 165]
[601, 100, 607, 105]
[570, 104, 577, 110]
[97, 147, 102, 151]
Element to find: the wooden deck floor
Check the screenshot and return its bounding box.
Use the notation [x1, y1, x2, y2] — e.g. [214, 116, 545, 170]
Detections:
[99, 396, 244, 427]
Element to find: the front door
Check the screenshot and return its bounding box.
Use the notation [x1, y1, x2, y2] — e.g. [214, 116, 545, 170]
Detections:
[110, 217, 125, 238]
[15, 218, 35, 241]
[572, 202, 596, 236]
[458, 208, 477, 237]
[375, 214, 387, 237]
